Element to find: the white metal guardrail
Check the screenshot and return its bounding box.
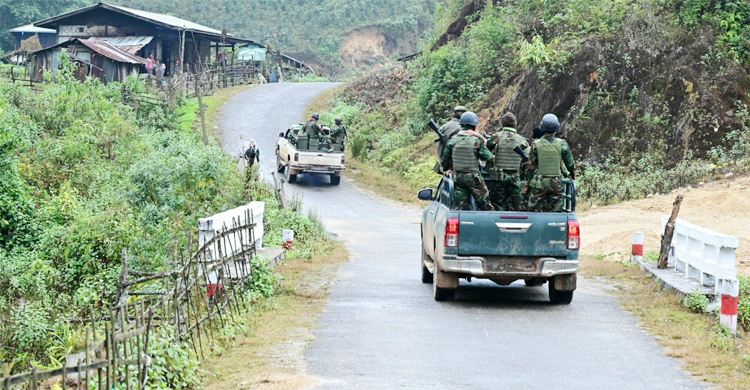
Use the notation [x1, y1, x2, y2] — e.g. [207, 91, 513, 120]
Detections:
[199, 201, 265, 261]
[661, 216, 739, 294]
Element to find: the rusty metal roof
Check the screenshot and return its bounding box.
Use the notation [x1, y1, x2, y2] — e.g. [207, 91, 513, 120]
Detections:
[101, 36, 153, 54]
[78, 38, 148, 65]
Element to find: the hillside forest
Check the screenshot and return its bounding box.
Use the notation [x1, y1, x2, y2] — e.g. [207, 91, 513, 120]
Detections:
[0, 0, 446, 75]
[323, 0, 750, 204]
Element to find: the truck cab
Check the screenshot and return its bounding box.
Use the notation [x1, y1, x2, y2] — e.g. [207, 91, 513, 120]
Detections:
[418, 175, 580, 303]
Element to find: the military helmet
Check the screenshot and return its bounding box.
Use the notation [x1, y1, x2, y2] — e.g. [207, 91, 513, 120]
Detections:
[459, 111, 479, 127]
[334, 117, 343, 125]
[540, 114, 560, 133]
[453, 105, 467, 113]
[312, 113, 320, 120]
[532, 126, 544, 140]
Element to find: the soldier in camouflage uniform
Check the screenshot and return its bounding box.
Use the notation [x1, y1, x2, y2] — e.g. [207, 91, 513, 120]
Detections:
[304, 113, 334, 151]
[441, 112, 495, 211]
[527, 114, 575, 212]
[433, 105, 467, 174]
[486, 112, 529, 211]
[519, 126, 544, 210]
[330, 117, 347, 150]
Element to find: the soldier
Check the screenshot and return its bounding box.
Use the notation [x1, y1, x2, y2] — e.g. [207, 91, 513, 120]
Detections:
[433, 105, 467, 174]
[519, 126, 545, 210]
[441, 112, 495, 211]
[304, 113, 333, 152]
[527, 114, 575, 212]
[486, 112, 529, 211]
[330, 117, 347, 149]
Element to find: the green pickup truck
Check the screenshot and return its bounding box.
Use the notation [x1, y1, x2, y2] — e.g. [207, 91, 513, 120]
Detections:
[418, 175, 580, 303]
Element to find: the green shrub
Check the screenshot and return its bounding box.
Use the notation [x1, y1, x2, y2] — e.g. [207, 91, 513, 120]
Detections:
[683, 291, 709, 313]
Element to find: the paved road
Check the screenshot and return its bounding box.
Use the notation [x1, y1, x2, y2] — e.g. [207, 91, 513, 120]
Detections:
[219, 83, 706, 390]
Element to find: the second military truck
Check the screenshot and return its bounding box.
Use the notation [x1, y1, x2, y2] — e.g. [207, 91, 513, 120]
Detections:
[276, 124, 345, 185]
[418, 175, 580, 303]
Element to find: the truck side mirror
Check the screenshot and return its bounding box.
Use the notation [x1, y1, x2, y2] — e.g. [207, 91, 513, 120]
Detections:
[417, 188, 435, 201]
[279, 132, 285, 138]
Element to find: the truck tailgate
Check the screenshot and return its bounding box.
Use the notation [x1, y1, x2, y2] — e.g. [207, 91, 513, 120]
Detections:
[299, 152, 343, 166]
[457, 211, 570, 257]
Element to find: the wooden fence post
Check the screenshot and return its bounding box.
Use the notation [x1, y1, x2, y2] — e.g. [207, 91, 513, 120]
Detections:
[658, 194, 683, 269]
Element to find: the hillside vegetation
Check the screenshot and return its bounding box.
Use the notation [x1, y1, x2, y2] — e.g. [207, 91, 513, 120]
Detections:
[111, 0, 445, 75]
[0, 59, 329, 376]
[327, 0, 750, 204]
[0, 0, 86, 54]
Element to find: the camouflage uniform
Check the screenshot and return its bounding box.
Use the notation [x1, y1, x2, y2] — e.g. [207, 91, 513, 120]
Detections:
[304, 120, 332, 150]
[433, 118, 462, 174]
[486, 127, 529, 211]
[441, 131, 495, 211]
[330, 124, 347, 145]
[527, 135, 575, 212]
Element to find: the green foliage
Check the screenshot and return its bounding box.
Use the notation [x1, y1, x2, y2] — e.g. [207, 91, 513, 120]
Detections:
[683, 291, 710, 313]
[146, 327, 202, 390]
[518, 36, 552, 68]
[738, 276, 750, 331]
[0, 0, 88, 53]
[248, 257, 281, 300]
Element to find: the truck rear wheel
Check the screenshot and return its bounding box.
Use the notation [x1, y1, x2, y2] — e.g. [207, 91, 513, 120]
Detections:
[421, 247, 433, 284]
[276, 157, 285, 173]
[433, 265, 458, 302]
[330, 175, 341, 185]
[549, 279, 574, 304]
[286, 167, 297, 183]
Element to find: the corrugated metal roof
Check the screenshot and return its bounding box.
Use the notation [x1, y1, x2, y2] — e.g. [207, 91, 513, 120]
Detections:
[101, 36, 153, 54]
[105, 4, 225, 36]
[78, 38, 148, 65]
[10, 24, 56, 34]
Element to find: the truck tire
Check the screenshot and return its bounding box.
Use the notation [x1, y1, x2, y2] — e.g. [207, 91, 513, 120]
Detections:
[286, 167, 297, 184]
[276, 157, 285, 173]
[548, 281, 574, 304]
[433, 265, 458, 302]
[330, 175, 341, 185]
[421, 247, 433, 284]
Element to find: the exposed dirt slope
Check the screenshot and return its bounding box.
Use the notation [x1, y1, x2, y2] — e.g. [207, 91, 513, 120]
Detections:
[579, 175, 750, 275]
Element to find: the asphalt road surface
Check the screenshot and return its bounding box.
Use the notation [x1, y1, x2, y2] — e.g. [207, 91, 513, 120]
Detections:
[220, 83, 706, 390]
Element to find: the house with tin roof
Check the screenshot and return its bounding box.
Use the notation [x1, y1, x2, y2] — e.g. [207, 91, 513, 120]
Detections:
[27, 2, 308, 83]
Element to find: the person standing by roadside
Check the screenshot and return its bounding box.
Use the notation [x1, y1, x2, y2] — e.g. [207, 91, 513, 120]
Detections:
[145, 54, 156, 76]
[527, 114, 575, 212]
[486, 112, 529, 211]
[441, 112, 495, 211]
[433, 105, 467, 174]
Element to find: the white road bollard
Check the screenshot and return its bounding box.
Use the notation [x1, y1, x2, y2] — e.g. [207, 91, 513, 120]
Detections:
[632, 232, 644, 264]
[282, 229, 294, 251]
[720, 278, 740, 336]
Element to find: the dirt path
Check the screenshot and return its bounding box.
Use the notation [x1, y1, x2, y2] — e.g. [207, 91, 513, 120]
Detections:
[579, 175, 750, 274]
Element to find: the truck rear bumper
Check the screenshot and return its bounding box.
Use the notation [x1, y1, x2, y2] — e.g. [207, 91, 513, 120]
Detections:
[290, 165, 345, 174]
[441, 255, 578, 278]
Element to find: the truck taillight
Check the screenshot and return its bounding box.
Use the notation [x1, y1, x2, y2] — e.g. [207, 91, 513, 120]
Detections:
[568, 220, 580, 250]
[445, 218, 459, 248]
[294, 153, 299, 162]
[341, 155, 345, 165]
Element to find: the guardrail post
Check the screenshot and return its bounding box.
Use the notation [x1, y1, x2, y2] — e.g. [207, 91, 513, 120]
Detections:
[720, 278, 740, 336]
[632, 232, 644, 264]
[282, 230, 294, 251]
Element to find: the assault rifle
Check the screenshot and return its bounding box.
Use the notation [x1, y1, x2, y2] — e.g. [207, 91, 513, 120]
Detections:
[428, 120, 446, 144]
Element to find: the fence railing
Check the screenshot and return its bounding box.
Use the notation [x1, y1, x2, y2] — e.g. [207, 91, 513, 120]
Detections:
[0, 203, 265, 389]
[661, 216, 739, 294]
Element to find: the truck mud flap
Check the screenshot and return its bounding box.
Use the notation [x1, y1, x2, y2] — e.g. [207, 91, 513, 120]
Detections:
[553, 274, 577, 292]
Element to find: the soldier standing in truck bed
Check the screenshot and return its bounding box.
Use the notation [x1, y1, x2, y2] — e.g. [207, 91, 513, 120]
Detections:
[486, 112, 528, 211]
[441, 112, 495, 211]
[527, 114, 575, 212]
[433, 105, 467, 174]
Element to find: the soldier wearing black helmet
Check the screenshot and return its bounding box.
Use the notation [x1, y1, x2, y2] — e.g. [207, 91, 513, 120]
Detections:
[330, 117, 347, 150]
[527, 114, 575, 212]
[433, 105, 468, 174]
[441, 112, 495, 211]
[304, 113, 333, 152]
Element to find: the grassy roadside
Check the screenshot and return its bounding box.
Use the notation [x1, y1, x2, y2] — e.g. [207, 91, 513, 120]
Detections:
[582, 256, 750, 389]
[175, 84, 256, 142]
[202, 244, 349, 390]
